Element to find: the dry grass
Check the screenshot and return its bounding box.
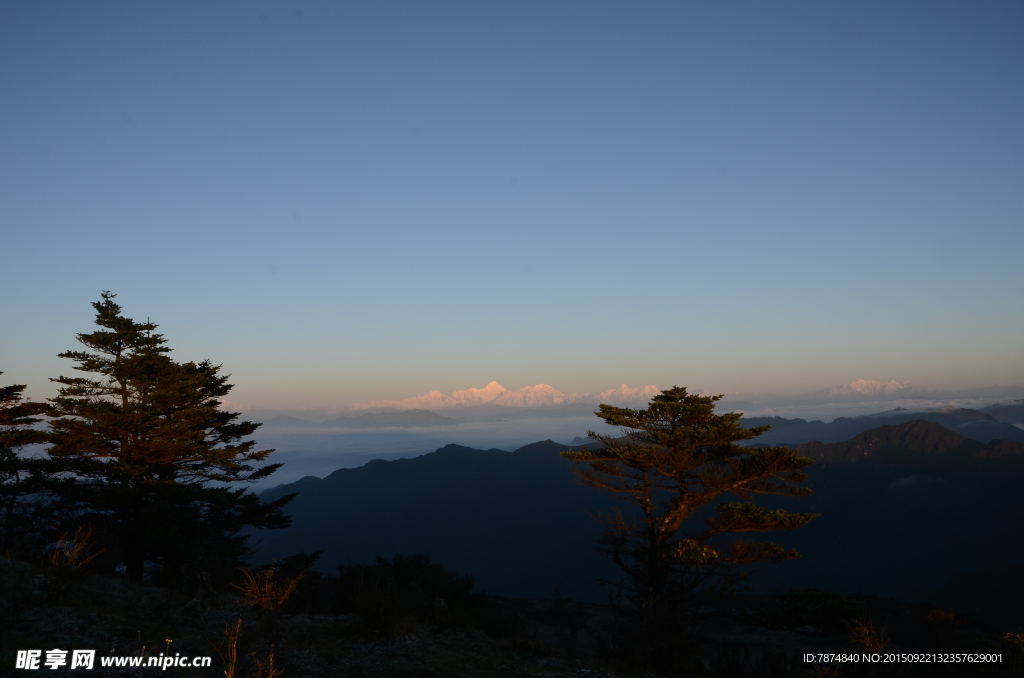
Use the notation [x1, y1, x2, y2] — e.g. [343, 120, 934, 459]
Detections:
[45, 524, 104, 571]
[847, 615, 889, 654]
[233, 565, 306, 613]
[215, 616, 243, 678]
[232, 564, 306, 642]
[248, 646, 283, 678]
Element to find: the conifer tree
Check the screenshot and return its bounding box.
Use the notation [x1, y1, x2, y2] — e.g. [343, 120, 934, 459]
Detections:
[0, 374, 51, 554]
[562, 386, 817, 663]
[44, 292, 293, 582]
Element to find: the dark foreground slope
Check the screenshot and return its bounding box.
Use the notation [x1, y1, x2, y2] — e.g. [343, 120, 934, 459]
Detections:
[6, 558, 1021, 678]
[254, 422, 1024, 627]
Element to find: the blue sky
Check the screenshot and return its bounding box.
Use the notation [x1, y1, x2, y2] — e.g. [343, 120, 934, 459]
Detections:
[2, 1, 1022, 409]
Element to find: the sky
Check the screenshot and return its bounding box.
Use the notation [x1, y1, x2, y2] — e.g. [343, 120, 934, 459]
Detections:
[2, 1, 1023, 410]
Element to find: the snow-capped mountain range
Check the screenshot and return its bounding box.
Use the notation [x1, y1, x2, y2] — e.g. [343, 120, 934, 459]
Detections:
[234, 379, 1024, 425]
[351, 381, 662, 411]
[815, 379, 915, 398]
[349, 378, 1024, 412]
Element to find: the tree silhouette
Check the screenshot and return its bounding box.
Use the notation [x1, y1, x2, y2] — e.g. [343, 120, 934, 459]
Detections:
[0, 374, 51, 554]
[44, 292, 294, 582]
[562, 386, 817, 667]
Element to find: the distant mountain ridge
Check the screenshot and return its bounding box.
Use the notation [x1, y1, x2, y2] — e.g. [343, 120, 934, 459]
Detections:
[741, 405, 1024, 446]
[794, 419, 1024, 465]
[735, 381, 1024, 409]
[980, 400, 1024, 425]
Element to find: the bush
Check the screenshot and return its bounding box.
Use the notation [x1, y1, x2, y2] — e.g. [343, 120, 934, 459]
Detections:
[757, 589, 867, 634]
[283, 553, 505, 637]
[337, 554, 484, 634]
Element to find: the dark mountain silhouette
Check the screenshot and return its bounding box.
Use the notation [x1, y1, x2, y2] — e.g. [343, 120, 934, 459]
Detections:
[319, 409, 460, 428]
[753, 420, 1024, 627]
[253, 420, 1024, 627]
[256, 441, 621, 601]
[795, 419, 996, 465]
[741, 406, 1024, 445]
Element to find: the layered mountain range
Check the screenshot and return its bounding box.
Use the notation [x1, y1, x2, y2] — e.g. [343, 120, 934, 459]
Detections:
[741, 381, 1024, 407]
[253, 418, 1024, 628]
[765, 420, 1024, 629]
[741, 404, 1024, 445]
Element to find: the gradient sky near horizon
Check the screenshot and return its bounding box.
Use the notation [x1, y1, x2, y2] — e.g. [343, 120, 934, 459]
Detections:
[2, 1, 1023, 409]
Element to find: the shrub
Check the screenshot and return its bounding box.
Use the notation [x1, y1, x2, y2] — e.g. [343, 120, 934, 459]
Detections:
[757, 588, 867, 634]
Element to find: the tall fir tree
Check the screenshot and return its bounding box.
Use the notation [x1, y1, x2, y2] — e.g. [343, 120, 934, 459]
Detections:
[562, 386, 817, 669]
[0, 374, 51, 555]
[45, 292, 294, 583]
